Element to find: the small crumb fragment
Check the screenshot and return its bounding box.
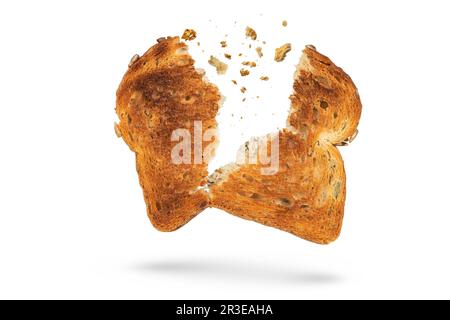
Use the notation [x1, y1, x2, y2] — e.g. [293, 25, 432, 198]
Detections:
[220, 41, 227, 48]
[245, 26, 257, 40]
[240, 87, 247, 93]
[249, 44, 252, 49]
[242, 61, 257, 68]
[282, 20, 288, 27]
[224, 53, 232, 60]
[256, 47, 263, 58]
[240, 69, 250, 77]
[256, 96, 260, 99]
[238, 53, 243, 57]
[231, 80, 238, 85]
[197, 42, 201, 46]
[260, 76, 269, 81]
[182, 29, 197, 41]
[208, 56, 228, 75]
[128, 54, 140, 68]
[114, 123, 122, 138]
[242, 98, 246, 102]
[274, 43, 292, 62]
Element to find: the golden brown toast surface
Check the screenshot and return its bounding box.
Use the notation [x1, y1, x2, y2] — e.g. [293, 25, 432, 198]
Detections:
[116, 37, 221, 231]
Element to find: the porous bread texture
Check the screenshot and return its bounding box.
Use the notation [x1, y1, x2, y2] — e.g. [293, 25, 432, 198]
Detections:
[116, 37, 362, 244]
[209, 131, 346, 244]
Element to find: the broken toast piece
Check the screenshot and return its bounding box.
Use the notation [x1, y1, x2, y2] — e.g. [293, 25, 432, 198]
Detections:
[209, 46, 361, 244]
[115, 37, 221, 231]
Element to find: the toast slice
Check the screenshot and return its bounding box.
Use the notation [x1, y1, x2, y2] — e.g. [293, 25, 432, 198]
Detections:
[115, 37, 221, 231]
[209, 46, 361, 244]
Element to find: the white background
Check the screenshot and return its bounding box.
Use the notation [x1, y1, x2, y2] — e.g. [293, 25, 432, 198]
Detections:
[1, 0, 449, 299]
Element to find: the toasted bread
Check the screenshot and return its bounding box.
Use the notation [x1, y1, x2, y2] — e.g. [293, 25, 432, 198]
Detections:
[209, 46, 361, 244]
[116, 37, 361, 244]
[115, 37, 221, 231]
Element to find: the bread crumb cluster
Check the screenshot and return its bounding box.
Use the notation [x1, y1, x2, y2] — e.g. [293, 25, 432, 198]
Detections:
[181, 21, 292, 98]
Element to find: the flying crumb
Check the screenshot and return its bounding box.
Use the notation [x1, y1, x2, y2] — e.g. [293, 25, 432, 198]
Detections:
[260, 76, 270, 81]
[231, 80, 237, 85]
[242, 61, 257, 68]
[208, 56, 228, 75]
[256, 47, 263, 58]
[262, 41, 266, 45]
[241, 87, 247, 93]
[249, 44, 252, 49]
[197, 42, 201, 46]
[240, 69, 250, 76]
[220, 41, 227, 48]
[238, 53, 243, 57]
[245, 27, 257, 40]
[181, 29, 197, 41]
[256, 96, 260, 99]
[282, 20, 288, 27]
[274, 43, 292, 62]
[242, 98, 246, 102]
[224, 53, 232, 60]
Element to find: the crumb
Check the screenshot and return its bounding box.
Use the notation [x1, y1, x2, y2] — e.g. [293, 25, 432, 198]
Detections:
[240, 87, 247, 93]
[208, 56, 228, 75]
[182, 29, 197, 41]
[256, 96, 260, 99]
[197, 42, 201, 46]
[231, 80, 238, 85]
[242, 61, 257, 68]
[249, 44, 252, 49]
[238, 53, 243, 57]
[274, 43, 292, 62]
[256, 47, 263, 58]
[262, 41, 266, 45]
[260, 76, 269, 81]
[128, 54, 140, 68]
[282, 20, 288, 27]
[245, 26, 257, 40]
[220, 41, 227, 48]
[240, 69, 250, 76]
[224, 53, 232, 59]
[114, 123, 122, 138]
[242, 98, 246, 102]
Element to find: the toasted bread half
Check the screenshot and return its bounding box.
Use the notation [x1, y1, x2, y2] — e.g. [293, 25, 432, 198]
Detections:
[209, 46, 362, 244]
[116, 37, 361, 244]
[116, 37, 221, 231]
